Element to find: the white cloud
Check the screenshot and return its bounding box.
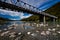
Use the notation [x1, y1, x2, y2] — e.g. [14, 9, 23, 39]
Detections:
[0, 9, 32, 19]
[21, 14, 32, 19]
[10, 18, 18, 20]
[0, 9, 20, 16]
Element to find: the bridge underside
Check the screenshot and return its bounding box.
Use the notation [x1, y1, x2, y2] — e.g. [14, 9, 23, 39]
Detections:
[0, 1, 57, 18]
[0, 1, 39, 15]
[0, 1, 58, 25]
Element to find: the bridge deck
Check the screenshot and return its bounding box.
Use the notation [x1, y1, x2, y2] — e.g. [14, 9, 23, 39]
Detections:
[0, 1, 57, 18]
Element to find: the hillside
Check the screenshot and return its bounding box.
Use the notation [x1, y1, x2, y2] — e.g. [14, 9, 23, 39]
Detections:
[0, 17, 10, 21]
[21, 2, 60, 22]
[21, 15, 40, 22]
[45, 2, 60, 18]
[0, 17, 10, 24]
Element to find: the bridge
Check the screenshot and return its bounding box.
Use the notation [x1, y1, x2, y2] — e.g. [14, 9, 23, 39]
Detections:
[0, 0, 58, 24]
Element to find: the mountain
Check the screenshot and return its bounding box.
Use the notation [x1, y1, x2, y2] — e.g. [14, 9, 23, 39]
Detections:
[21, 15, 40, 22]
[45, 2, 60, 18]
[0, 17, 10, 24]
[0, 17, 9, 21]
[21, 2, 60, 22]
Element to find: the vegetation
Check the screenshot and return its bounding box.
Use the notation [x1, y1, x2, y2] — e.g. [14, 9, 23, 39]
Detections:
[0, 17, 10, 24]
[21, 15, 40, 22]
[45, 2, 60, 21]
[0, 17, 10, 21]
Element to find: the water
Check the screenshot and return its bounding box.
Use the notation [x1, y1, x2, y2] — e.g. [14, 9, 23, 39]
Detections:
[0, 21, 36, 40]
[0, 21, 34, 31]
[0, 21, 60, 40]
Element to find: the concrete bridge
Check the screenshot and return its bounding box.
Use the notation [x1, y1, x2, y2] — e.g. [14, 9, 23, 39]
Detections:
[0, 0, 58, 24]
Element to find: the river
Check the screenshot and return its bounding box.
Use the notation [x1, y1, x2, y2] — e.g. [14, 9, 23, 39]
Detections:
[0, 21, 35, 32]
[0, 21, 60, 40]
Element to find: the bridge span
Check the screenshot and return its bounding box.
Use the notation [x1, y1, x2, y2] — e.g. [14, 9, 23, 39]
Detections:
[0, 0, 58, 25]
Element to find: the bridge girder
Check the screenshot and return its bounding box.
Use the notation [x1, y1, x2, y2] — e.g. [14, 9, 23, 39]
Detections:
[0, 1, 58, 19]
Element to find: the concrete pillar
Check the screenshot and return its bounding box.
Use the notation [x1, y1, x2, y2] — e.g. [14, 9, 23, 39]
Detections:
[53, 18, 56, 26]
[43, 15, 46, 27]
[43, 15, 46, 24]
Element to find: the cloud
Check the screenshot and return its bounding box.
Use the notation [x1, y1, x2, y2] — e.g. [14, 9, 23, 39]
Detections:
[21, 14, 32, 19]
[0, 9, 20, 16]
[0, 9, 32, 20]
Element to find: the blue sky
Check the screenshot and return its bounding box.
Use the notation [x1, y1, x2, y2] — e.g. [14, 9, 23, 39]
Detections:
[0, 0, 60, 20]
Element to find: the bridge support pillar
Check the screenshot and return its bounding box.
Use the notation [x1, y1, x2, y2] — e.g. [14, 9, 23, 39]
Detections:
[43, 15, 46, 27]
[39, 15, 46, 26]
[53, 18, 56, 27]
[51, 18, 56, 27]
[43, 15, 46, 24]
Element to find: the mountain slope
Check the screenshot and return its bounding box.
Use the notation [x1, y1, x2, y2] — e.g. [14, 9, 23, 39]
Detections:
[45, 2, 60, 18]
[21, 15, 40, 22]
